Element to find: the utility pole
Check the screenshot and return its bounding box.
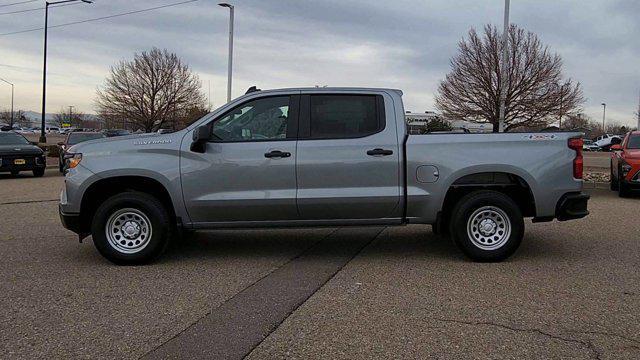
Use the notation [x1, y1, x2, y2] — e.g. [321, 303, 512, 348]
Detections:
[498, 0, 510, 133]
[219, 3, 234, 103]
[637, 90, 640, 130]
[601, 103, 606, 132]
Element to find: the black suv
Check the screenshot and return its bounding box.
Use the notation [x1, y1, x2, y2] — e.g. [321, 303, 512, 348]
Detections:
[0, 131, 46, 177]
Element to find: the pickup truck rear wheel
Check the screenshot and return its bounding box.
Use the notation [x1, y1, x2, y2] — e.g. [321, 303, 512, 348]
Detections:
[449, 190, 524, 262]
[91, 192, 172, 265]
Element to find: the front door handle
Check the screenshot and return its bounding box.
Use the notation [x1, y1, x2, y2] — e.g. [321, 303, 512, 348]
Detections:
[366, 148, 393, 156]
[264, 150, 291, 158]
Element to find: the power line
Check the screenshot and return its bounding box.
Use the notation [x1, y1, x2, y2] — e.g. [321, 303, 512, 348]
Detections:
[0, 2, 78, 16]
[0, 0, 38, 8]
[0, 0, 201, 36]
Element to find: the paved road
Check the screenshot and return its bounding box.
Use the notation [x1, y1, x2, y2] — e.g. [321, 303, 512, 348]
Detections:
[584, 151, 611, 171]
[1, 169, 638, 359]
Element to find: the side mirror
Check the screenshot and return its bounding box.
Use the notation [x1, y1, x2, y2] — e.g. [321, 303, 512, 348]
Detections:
[190, 125, 210, 153]
[611, 144, 623, 151]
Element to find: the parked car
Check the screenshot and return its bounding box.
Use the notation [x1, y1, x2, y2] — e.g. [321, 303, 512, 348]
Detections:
[59, 87, 589, 265]
[0, 131, 46, 177]
[610, 131, 640, 197]
[58, 132, 106, 172]
[582, 139, 600, 151]
[102, 129, 131, 137]
[594, 134, 622, 151]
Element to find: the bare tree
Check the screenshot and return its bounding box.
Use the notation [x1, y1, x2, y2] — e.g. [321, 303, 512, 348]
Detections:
[0, 110, 29, 127]
[435, 25, 584, 132]
[561, 114, 592, 130]
[52, 108, 85, 128]
[96, 48, 206, 132]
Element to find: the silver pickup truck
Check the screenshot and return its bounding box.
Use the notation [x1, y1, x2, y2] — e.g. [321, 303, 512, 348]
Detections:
[59, 87, 589, 264]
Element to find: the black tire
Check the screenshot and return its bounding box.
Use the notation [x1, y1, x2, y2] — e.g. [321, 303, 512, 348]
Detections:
[91, 192, 172, 265]
[610, 162, 619, 191]
[619, 171, 631, 198]
[33, 168, 45, 177]
[59, 160, 64, 173]
[10, 170, 19, 176]
[449, 190, 524, 262]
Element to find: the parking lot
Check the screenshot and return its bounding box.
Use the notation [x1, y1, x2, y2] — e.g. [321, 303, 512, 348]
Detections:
[1, 166, 639, 359]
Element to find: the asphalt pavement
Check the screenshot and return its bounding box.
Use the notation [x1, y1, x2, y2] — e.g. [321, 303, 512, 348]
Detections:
[1, 169, 638, 359]
[584, 151, 611, 171]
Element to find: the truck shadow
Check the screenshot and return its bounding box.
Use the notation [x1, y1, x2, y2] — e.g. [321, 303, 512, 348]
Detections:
[157, 225, 574, 264]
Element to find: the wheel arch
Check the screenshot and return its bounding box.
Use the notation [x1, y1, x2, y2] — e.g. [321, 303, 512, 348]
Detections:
[439, 169, 537, 225]
[78, 174, 179, 233]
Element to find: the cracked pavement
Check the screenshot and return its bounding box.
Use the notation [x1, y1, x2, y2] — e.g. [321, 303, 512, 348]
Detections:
[1, 169, 639, 359]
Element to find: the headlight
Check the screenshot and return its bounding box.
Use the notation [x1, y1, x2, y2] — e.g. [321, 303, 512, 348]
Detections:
[64, 153, 83, 169]
[621, 161, 632, 177]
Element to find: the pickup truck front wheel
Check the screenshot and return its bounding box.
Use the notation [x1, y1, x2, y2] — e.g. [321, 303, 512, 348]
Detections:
[449, 190, 524, 262]
[91, 192, 172, 265]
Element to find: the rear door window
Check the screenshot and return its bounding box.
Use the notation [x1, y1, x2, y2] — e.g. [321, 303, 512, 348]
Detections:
[305, 95, 383, 139]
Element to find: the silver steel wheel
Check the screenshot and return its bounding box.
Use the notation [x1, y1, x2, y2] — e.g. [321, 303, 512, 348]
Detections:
[467, 206, 511, 250]
[105, 208, 152, 254]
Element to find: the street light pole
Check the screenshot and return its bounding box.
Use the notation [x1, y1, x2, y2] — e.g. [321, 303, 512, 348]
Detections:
[219, 3, 234, 103]
[498, 0, 510, 133]
[0, 78, 14, 127]
[68, 105, 74, 127]
[40, 0, 92, 143]
[601, 103, 606, 132]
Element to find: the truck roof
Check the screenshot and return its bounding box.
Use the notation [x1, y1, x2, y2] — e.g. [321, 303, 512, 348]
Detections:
[245, 87, 403, 96]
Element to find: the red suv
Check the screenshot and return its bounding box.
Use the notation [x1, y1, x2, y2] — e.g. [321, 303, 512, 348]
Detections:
[611, 131, 640, 197]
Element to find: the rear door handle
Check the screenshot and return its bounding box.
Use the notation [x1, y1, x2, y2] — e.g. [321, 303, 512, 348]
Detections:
[366, 148, 393, 156]
[264, 150, 291, 158]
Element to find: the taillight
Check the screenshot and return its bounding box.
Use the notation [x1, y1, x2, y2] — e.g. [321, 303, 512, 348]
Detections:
[568, 137, 583, 179]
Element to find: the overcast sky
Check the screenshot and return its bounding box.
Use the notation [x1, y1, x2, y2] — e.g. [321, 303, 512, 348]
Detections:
[0, 0, 638, 126]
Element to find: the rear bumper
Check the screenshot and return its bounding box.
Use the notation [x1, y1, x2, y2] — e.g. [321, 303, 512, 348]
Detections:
[555, 192, 590, 221]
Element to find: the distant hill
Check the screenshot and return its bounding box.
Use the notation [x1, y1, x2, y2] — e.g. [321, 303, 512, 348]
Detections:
[21, 111, 100, 126]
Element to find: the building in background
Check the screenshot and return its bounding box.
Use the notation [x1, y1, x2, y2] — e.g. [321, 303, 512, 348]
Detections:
[405, 111, 491, 134]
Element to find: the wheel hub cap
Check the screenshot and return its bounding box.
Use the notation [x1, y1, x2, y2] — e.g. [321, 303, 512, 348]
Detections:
[478, 219, 497, 236]
[105, 208, 152, 254]
[122, 221, 141, 239]
[467, 206, 512, 251]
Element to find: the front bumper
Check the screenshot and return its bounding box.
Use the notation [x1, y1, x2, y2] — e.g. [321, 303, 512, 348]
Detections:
[0, 156, 46, 172]
[555, 192, 590, 221]
[59, 205, 87, 235]
[621, 169, 640, 190]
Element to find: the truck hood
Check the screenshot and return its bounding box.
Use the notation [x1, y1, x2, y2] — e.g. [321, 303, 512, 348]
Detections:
[0, 144, 43, 156]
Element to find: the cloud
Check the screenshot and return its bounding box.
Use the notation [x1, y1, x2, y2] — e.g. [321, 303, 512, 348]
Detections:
[0, 0, 637, 126]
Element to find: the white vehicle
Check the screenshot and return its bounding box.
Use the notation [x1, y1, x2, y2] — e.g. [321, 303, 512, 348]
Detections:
[594, 134, 622, 151]
[582, 139, 600, 151]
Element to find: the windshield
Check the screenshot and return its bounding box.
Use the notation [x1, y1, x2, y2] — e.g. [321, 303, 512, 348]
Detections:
[68, 133, 105, 145]
[627, 134, 640, 149]
[0, 132, 30, 145]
